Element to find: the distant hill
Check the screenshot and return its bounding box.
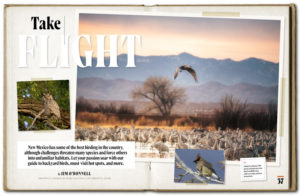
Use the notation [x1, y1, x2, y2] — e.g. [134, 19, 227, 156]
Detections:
[76, 77, 278, 104]
[186, 81, 278, 103]
[78, 53, 279, 86]
[76, 77, 142, 101]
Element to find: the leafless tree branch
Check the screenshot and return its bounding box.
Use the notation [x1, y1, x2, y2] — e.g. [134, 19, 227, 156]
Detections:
[175, 154, 207, 183]
[131, 77, 186, 116]
[27, 109, 45, 130]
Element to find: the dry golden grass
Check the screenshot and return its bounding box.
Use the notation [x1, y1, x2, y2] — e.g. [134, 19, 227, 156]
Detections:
[205, 125, 217, 131]
[243, 127, 257, 132]
[76, 111, 213, 129]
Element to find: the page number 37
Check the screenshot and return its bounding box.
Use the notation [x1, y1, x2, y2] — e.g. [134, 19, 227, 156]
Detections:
[277, 176, 284, 184]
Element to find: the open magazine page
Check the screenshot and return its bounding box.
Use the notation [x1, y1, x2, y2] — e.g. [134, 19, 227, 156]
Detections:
[146, 6, 291, 190]
[4, 5, 294, 191]
[5, 6, 151, 190]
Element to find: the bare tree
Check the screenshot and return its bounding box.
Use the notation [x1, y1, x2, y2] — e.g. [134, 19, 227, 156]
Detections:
[131, 77, 186, 116]
[267, 100, 277, 131]
[215, 95, 248, 129]
[247, 100, 277, 131]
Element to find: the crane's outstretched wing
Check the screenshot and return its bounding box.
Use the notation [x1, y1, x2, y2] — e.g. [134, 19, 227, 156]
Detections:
[186, 67, 198, 82]
[174, 67, 179, 80]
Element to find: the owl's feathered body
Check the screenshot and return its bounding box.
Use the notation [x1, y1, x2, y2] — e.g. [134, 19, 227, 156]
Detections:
[42, 93, 61, 120]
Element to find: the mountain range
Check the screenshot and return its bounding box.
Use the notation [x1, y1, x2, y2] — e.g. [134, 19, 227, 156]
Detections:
[78, 53, 279, 86]
[76, 77, 278, 104]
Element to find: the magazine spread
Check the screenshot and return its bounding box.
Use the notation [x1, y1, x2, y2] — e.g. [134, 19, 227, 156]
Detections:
[3, 4, 296, 191]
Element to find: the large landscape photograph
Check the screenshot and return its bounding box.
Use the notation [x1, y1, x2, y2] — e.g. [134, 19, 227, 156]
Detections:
[75, 13, 280, 161]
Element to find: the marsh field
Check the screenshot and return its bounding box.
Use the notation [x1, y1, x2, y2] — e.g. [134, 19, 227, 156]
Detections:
[75, 95, 277, 161]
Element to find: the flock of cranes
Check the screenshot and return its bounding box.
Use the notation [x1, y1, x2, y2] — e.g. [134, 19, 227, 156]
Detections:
[75, 125, 276, 161]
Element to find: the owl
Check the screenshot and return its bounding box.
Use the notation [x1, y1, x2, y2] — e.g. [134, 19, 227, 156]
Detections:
[42, 93, 61, 120]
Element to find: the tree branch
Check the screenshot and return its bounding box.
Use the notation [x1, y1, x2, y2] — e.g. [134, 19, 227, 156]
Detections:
[175, 154, 207, 183]
[27, 109, 44, 130]
[45, 120, 59, 130]
[18, 98, 70, 130]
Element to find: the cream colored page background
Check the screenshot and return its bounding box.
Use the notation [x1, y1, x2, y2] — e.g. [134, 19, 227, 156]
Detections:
[5, 5, 290, 190]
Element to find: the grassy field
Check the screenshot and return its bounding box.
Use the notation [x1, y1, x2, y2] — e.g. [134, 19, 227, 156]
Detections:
[76, 111, 216, 130]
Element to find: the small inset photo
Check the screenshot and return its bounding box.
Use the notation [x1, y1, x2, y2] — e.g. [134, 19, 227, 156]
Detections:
[17, 80, 70, 131]
[174, 149, 225, 184]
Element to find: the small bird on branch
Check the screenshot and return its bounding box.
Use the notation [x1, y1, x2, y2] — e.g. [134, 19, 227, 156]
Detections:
[193, 153, 221, 181]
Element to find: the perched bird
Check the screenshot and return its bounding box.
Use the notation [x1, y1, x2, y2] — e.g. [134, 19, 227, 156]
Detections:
[42, 93, 61, 120]
[193, 154, 221, 181]
[174, 65, 198, 82]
